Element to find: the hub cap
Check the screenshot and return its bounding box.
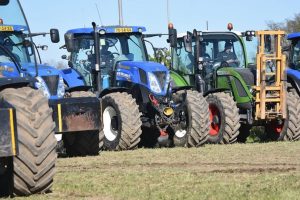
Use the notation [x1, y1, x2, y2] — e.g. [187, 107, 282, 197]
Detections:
[175, 129, 187, 138]
[209, 104, 221, 136]
[103, 106, 119, 141]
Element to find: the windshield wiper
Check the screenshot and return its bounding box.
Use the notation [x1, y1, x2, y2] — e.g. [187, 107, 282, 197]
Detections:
[125, 34, 141, 49]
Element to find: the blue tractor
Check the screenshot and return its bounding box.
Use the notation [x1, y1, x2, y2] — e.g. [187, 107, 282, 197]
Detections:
[285, 32, 300, 141]
[0, 0, 57, 196]
[61, 23, 210, 150]
[0, 13, 102, 157]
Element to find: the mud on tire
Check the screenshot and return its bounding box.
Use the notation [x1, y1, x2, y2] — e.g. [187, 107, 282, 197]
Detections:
[100, 92, 142, 151]
[0, 87, 56, 196]
[62, 91, 102, 156]
[206, 92, 240, 144]
[173, 90, 209, 147]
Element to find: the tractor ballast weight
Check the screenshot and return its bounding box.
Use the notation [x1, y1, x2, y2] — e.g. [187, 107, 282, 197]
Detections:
[62, 24, 210, 149]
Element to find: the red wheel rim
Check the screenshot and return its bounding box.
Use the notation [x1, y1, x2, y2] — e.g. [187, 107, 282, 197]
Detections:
[271, 121, 283, 134]
[209, 104, 221, 136]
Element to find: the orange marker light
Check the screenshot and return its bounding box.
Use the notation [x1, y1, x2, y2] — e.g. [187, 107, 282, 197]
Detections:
[227, 23, 233, 31]
[168, 23, 174, 29]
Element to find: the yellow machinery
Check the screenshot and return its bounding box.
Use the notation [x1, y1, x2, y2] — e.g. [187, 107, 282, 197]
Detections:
[254, 30, 287, 120]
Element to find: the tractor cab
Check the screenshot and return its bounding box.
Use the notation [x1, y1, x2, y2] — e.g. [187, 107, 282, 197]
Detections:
[173, 31, 249, 88]
[64, 26, 170, 96]
[287, 32, 300, 69]
[0, 13, 63, 99]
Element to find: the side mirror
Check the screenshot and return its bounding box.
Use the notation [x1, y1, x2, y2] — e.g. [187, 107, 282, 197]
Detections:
[0, 0, 9, 5]
[50, 29, 60, 43]
[184, 31, 193, 53]
[64, 33, 77, 52]
[168, 28, 177, 48]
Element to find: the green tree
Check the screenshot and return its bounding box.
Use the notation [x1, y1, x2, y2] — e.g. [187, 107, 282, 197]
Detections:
[267, 13, 300, 33]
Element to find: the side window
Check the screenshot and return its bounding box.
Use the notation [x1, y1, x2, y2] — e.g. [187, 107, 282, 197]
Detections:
[232, 41, 245, 67]
[206, 42, 213, 59]
[127, 35, 143, 61]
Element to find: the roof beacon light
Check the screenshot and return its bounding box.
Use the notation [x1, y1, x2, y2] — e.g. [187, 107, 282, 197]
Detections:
[168, 23, 174, 29]
[138, 27, 143, 33]
[99, 29, 106, 35]
[227, 23, 233, 31]
[0, 18, 3, 24]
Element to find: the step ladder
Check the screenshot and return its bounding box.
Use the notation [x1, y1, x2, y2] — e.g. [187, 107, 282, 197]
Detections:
[253, 30, 287, 120]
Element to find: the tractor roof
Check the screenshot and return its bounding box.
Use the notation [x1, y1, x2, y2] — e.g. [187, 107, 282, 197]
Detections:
[0, 24, 28, 32]
[176, 30, 242, 38]
[287, 32, 300, 40]
[66, 26, 146, 34]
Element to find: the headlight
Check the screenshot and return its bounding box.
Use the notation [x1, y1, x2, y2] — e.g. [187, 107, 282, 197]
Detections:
[35, 76, 50, 98]
[148, 72, 162, 93]
[57, 76, 65, 98]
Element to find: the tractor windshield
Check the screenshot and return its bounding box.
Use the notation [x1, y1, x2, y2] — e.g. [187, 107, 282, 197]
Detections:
[0, 0, 36, 67]
[173, 33, 246, 75]
[0, 31, 33, 63]
[70, 33, 147, 86]
[290, 39, 300, 69]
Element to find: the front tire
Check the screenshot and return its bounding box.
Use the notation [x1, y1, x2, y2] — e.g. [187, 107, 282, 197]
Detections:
[0, 87, 56, 196]
[206, 92, 240, 144]
[100, 92, 142, 150]
[173, 90, 210, 147]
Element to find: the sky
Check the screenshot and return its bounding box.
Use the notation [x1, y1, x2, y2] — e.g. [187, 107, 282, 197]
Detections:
[18, 0, 300, 66]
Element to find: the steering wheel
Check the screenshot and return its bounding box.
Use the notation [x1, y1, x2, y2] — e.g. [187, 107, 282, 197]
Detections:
[110, 52, 120, 57]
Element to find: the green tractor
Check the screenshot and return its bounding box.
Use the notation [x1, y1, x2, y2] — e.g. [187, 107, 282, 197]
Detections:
[168, 25, 300, 143]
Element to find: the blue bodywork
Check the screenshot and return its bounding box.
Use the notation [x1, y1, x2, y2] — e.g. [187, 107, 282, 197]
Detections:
[287, 32, 300, 95]
[0, 24, 65, 99]
[115, 61, 170, 96]
[63, 26, 171, 96]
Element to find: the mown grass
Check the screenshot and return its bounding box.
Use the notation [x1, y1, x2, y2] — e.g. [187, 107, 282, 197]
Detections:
[16, 141, 300, 200]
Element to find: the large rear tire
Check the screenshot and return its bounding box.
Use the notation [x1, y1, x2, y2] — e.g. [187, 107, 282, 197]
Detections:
[206, 92, 240, 144]
[0, 87, 56, 196]
[265, 91, 300, 141]
[62, 91, 102, 156]
[173, 90, 209, 147]
[100, 92, 142, 150]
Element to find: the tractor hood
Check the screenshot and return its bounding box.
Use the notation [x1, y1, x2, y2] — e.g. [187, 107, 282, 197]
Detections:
[116, 61, 171, 96]
[119, 61, 169, 73]
[21, 63, 60, 77]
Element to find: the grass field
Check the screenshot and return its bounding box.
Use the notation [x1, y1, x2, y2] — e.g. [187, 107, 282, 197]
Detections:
[16, 141, 300, 200]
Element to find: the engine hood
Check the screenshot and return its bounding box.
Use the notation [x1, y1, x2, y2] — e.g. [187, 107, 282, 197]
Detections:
[21, 63, 61, 77]
[119, 61, 169, 73]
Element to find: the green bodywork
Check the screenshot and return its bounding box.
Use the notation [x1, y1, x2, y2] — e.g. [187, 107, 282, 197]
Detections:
[170, 31, 254, 106]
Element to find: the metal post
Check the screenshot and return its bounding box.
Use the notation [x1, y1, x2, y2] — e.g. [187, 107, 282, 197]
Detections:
[118, 0, 124, 26]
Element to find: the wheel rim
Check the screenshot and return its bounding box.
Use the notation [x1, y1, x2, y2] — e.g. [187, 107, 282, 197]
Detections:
[209, 104, 221, 136]
[175, 129, 187, 138]
[103, 106, 119, 141]
[271, 121, 284, 134]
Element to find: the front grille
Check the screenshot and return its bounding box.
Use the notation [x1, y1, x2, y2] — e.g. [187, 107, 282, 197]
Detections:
[41, 75, 59, 96]
[139, 69, 148, 85]
[153, 71, 167, 90]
